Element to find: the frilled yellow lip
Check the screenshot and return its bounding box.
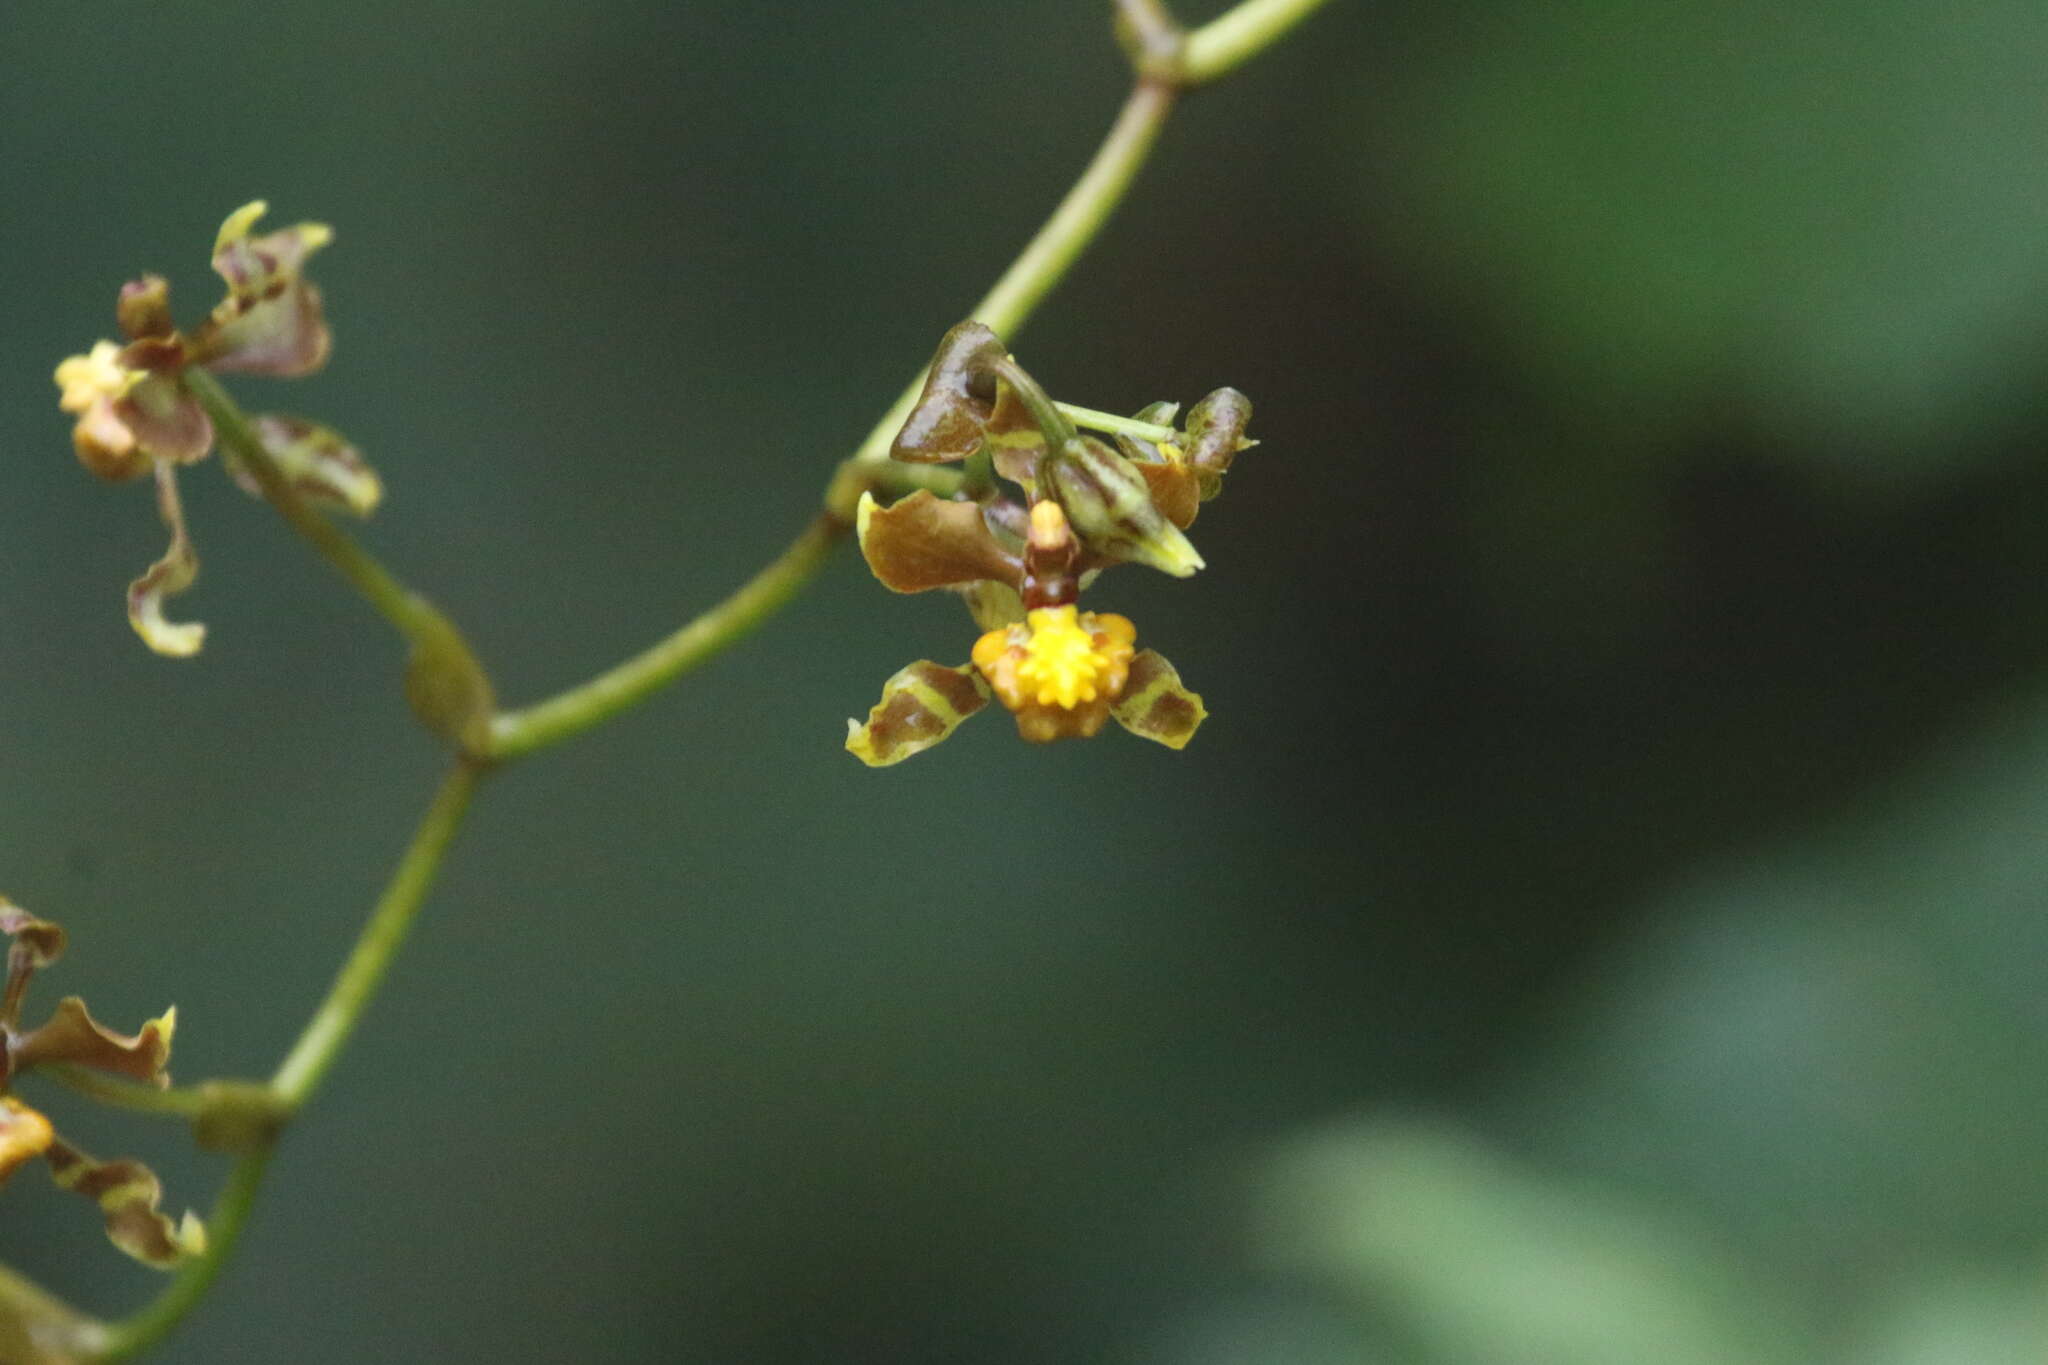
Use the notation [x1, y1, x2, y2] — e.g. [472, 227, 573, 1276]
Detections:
[972, 605, 1137, 712]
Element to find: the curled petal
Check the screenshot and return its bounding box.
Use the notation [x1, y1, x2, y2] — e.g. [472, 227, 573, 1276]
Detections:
[13, 997, 176, 1085]
[985, 381, 1051, 494]
[1118, 433, 1202, 530]
[127, 462, 205, 657]
[225, 415, 383, 516]
[1183, 387, 1254, 499]
[0, 1098, 54, 1189]
[845, 661, 990, 767]
[2, 900, 66, 1034]
[1111, 649, 1207, 749]
[1, 901, 66, 975]
[43, 1140, 206, 1269]
[856, 490, 1021, 594]
[891, 320, 1007, 463]
[193, 200, 334, 376]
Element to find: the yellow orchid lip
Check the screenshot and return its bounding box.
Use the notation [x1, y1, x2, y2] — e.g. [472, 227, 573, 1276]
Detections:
[971, 605, 1138, 742]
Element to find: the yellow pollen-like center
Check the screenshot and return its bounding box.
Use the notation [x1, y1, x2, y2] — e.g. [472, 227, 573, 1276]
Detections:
[972, 606, 1138, 715]
[54, 341, 139, 414]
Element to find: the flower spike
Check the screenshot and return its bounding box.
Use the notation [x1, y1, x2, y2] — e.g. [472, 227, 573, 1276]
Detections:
[55, 201, 349, 653]
[844, 320, 1250, 761]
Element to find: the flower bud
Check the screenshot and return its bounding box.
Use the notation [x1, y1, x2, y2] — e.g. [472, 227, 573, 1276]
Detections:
[116, 274, 175, 340]
[1183, 387, 1253, 499]
[1045, 435, 1203, 577]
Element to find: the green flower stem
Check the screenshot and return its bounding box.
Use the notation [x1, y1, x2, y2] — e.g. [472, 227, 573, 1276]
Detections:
[485, 514, 845, 763]
[88, 763, 475, 1358]
[40, 1067, 208, 1120]
[89, 1150, 272, 1362]
[182, 369, 480, 675]
[270, 762, 480, 1109]
[1054, 401, 1179, 444]
[845, 79, 1179, 474]
[1181, 0, 1334, 85]
[49, 8, 1332, 1354]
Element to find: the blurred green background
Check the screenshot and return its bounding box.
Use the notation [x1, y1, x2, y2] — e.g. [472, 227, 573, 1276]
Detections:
[8, 1, 2048, 1360]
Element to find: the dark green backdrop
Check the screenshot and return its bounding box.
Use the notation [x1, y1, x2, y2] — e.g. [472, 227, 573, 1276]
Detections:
[9, 2, 2048, 1361]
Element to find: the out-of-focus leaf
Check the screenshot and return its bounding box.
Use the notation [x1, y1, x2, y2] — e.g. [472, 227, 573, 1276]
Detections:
[1843, 1267, 2048, 1365]
[0, 1264, 96, 1365]
[1255, 1117, 1809, 1365]
[1352, 0, 2048, 483]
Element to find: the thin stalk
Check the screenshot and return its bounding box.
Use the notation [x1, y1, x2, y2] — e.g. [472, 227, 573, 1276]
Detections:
[1055, 401, 1178, 444]
[846, 78, 1180, 475]
[486, 515, 845, 762]
[40, 1067, 208, 1120]
[183, 369, 432, 646]
[271, 763, 480, 1108]
[1181, 0, 1335, 85]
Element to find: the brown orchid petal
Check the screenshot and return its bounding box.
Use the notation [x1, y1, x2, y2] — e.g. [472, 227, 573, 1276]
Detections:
[985, 380, 1050, 494]
[13, 997, 175, 1085]
[1183, 386, 1253, 499]
[2, 901, 66, 1033]
[1134, 457, 1201, 530]
[1, 902, 66, 975]
[225, 415, 382, 516]
[113, 373, 213, 466]
[856, 490, 1021, 594]
[127, 462, 205, 657]
[0, 1261, 95, 1364]
[0, 1098, 55, 1189]
[1110, 649, 1207, 749]
[890, 320, 1006, 463]
[845, 661, 990, 767]
[192, 201, 334, 377]
[43, 1141, 205, 1270]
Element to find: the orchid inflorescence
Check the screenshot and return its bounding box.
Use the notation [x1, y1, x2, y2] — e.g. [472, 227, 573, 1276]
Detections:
[54, 202, 377, 658]
[845, 321, 1253, 765]
[0, 901, 200, 1272]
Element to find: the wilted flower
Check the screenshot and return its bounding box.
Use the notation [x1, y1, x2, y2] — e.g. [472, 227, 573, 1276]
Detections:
[53, 202, 369, 656]
[845, 323, 1249, 765]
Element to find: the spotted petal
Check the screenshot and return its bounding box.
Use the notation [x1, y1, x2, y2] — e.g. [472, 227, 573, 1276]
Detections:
[192, 200, 333, 377]
[225, 415, 382, 516]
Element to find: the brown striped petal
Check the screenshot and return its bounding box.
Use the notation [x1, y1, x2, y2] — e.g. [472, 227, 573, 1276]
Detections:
[845, 661, 991, 767]
[1110, 649, 1207, 749]
[43, 1141, 205, 1269]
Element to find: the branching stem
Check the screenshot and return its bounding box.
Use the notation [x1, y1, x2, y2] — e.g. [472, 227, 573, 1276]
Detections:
[52, 1, 1333, 1355]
